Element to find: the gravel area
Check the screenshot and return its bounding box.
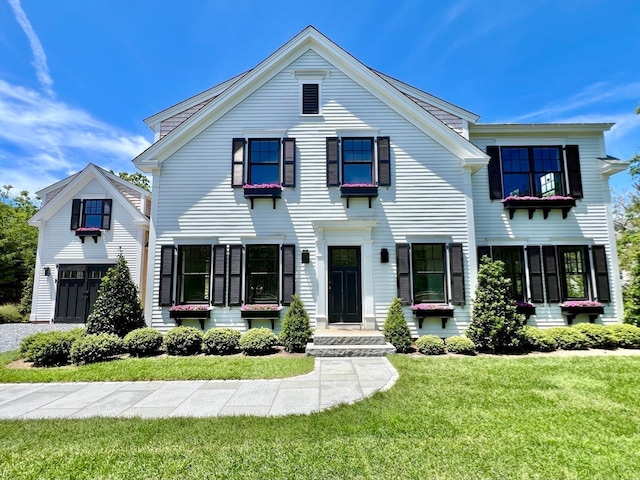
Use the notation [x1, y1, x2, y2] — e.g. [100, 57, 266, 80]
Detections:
[0, 323, 81, 353]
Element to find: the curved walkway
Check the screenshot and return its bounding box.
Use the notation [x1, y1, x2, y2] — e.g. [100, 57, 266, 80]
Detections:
[0, 357, 398, 420]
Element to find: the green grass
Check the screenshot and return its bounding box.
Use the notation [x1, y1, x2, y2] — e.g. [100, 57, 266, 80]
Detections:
[0, 350, 314, 382]
[1, 355, 639, 479]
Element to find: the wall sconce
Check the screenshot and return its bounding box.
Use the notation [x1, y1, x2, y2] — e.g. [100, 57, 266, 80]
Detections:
[380, 248, 389, 263]
[43, 267, 51, 276]
[301, 250, 310, 264]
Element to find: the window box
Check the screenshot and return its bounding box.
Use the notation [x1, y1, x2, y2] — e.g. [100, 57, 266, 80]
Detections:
[240, 304, 282, 329]
[75, 228, 102, 243]
[560, 301, 604, 325]
[169, 305, 212, 329]
[502, 196, 576, 219]
[243, 184, 282, 209]
[340, 184, 378, 208]
[515, 302, 536, 321]
[411, 304, 454, 329]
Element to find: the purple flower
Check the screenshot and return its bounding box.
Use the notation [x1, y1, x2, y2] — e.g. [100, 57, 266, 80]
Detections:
[515, 301, 535, 308]
[76, 227, 102, 232]
[342, 183, 377, 188]
[502, 195, 574, 202]
[169, 305, 212, 312]
[410, 303, 453, 311]
[240, 304, 282, 311]
[560, 300, 603, 308]
[243, 183, 282, 189]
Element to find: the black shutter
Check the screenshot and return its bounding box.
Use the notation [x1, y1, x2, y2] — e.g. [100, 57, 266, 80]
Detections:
[477, 246, 491, 265]
[543, 246, 560, 303]
[449, 243, 465, 305]
[302, 84, 319, 115]
[232, 138, 245, 188]
[282, 138, 296, 187]
[228, 245, 243, 305]
[377, 137, 391, 186]
[326, 137, 339, 186]
[527, 246, 544, 303]
[212, 245, 227, 306]
[101, 199, 112, 230]
[396, 244, 411, 305]
[565, 145, 583, 199]
[281, 245, 295, 305]
[159, 245, 175, 306]
[70, 199, 81, 230]
[487, 146, 503, 200]
[592, 246, 611, 303]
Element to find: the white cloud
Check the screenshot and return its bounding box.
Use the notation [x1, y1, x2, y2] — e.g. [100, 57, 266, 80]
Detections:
[6, 0, 54, 97]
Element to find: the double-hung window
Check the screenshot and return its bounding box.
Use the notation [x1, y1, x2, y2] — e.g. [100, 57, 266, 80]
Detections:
[558, 246, 590, 300]
[412, 244, 446, 303]
[248, 139, 280, 185]
[342, 138, 374, 184]
[70, 199, 112, 230]
[177, 245, 211, 304]
[492, 246, 526, 302]
[246, 245, 279, 304]
[326, 136, 391, 187]
[501, 146, 565, 197]
[232, 138, 296, 188]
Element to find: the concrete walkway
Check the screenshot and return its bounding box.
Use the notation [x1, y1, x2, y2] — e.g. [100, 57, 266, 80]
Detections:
[0, 357, 398, 420]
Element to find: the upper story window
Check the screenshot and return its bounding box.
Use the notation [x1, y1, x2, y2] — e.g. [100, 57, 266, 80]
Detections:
[70, 199, 112, 230]
[302, 83, 319, 114]
[342, 138, 374, 184]
[177, 245, 211, 304]
[232, 138, 295, 188]
[248, 139, 280, 185]
[326, 136, 391, 187]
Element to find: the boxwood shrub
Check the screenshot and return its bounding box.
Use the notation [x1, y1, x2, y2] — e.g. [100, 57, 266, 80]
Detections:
[522, 326, 557, 352]
[415, 335, 445, 355]
[546, 327, 589, 350]
[70, 333, 124, 365]
[22, 329, 85, 367]
[445, 336, 476, 355]
[239, 328, 279, 355]
[124, 328, 164, 357]
[607, 324, 640, 348]
[572, 323, 618, 349]
[203, 328, 241, 355]
[164, 326, 203, 356]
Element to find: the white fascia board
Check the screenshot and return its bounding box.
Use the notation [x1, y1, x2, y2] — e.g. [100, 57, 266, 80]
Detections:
[469, 123, 614, 135]
[600, 159, 630, 177]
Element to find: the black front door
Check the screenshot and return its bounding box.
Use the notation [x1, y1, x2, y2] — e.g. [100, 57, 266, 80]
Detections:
[328, 247, 362, 323]
[55, 264, 111, 323]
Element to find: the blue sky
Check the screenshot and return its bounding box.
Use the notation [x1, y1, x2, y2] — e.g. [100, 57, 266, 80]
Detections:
[1, 0, 638, 198]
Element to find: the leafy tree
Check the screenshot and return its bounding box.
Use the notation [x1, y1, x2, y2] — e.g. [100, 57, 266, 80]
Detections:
[623, 253, 640, 326]
[0, 186, 38, 303]
[110, 171, 150, 191]
[86, 252, 145, 337]
[383, 297, 412, 353]
[279, 294, 312, 352]
[466, 256, 525, 353]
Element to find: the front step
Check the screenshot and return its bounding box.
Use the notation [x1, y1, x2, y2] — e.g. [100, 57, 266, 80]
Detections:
[305, 329, 396, 357]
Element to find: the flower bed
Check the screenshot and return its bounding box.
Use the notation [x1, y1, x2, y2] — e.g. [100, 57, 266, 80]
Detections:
[169, 305, 212, 329]
[240, 304, 282, 329]
[501, 195, 576, 219]
[515, 301, 536, 320]
[559, 301, 604, 325]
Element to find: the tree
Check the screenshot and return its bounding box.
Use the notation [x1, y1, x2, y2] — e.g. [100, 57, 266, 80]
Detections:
[0, 186, 38, 304]
[279, 294, 312, 352]
[466, 256, 525, 353]
[110, 171, 150, 191]
[623, 253, 640, 326]
[383, 297, 412, 353]
[86, 252, 145, 337]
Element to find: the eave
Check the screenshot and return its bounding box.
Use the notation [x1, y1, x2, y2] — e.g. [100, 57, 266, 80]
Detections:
[469, 123, 614, 135]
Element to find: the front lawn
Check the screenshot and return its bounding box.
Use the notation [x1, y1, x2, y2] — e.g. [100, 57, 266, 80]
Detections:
[2, 355, 639, 479]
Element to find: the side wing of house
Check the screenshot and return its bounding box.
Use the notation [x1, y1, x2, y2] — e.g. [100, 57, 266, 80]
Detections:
[29, 165, 150, 323]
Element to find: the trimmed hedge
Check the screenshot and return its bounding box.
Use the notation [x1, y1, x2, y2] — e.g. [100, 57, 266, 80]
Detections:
[523, 326, 557, 352]
[21, 329, 85, 367]
[164, 326, 203, 356]
[239, 328, 279, 355]
[203, 328, 241, 355]
[445, 336, 476, 355]
[124, 328, 164, 357]
[573, 323, 618, 349]
[607, 324, 640, 348]
[415, 335, 445, 355]
[546, 327, 589, 350]
[70, 333, 124, 365]
[0, 304, 24, 323]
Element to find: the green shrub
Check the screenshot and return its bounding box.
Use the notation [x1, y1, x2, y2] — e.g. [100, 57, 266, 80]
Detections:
[124, 328, 164, 357]
[164, 326, 203, 356]
[24, 329, 85, 367]
[70, 333, 124, 365]
[383, 297, 412, 353]
[415, 335, 445, 355]
[467, 257, 525, 353]
[607, 324, 640, 348]
[546, 327, 589, 350]
[279, 294, 313, 353]
[623, 253, 640, 326]
[239, 328, 279, 355]
[573, 323, 618, 349]
[445, 336, 476, 355]
[203, 328, 241, 355]
[86, 253, 145, 337]
[0, 303, 24, 323]
[522, 326, 557, 352]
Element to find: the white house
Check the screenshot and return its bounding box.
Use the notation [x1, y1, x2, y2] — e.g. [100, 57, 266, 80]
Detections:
[133, 26, 626, 336]
[28, 164, 150, 323]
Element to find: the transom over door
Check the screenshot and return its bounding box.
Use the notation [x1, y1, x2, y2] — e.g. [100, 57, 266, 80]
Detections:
[328, 247, 362, 323]
[55, 264, 111, 323]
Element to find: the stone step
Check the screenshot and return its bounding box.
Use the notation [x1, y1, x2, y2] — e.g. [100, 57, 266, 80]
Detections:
[312, 329, 387, 346]
[305, 343, 396, 357]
